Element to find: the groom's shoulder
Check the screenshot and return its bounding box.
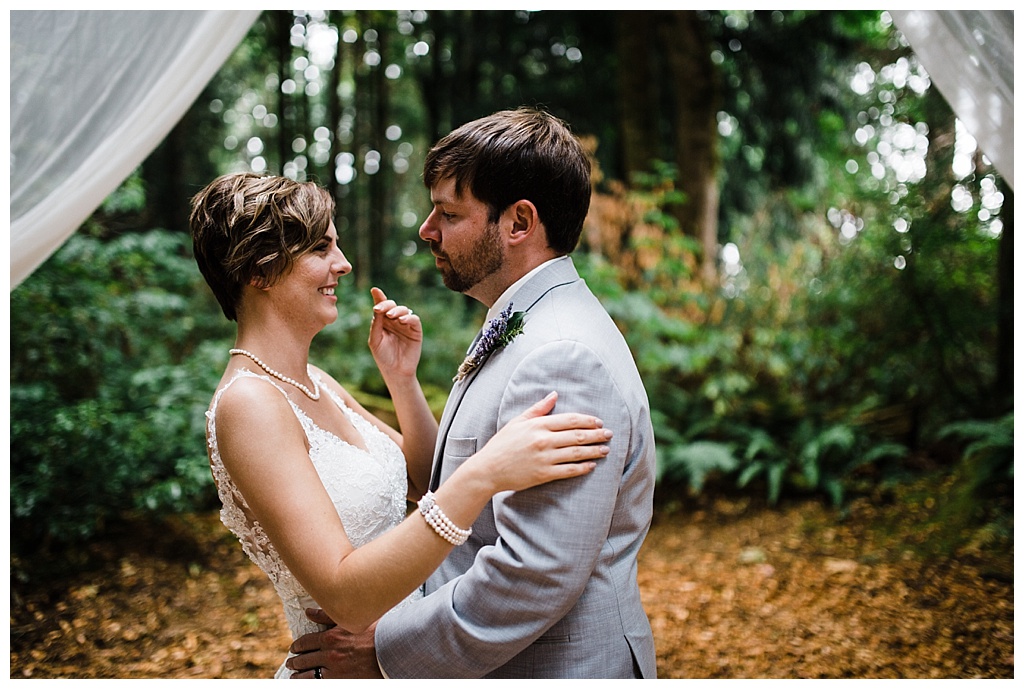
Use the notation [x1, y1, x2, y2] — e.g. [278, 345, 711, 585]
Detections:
[528, 285, 624, 352]
[546, 277, 613, 321]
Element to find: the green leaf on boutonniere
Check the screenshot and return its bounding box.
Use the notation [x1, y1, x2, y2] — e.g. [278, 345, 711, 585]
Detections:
[498, 311, 525, 347]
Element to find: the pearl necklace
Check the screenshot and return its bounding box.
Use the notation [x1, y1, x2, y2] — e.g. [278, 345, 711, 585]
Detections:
[229, 348, 321, 401]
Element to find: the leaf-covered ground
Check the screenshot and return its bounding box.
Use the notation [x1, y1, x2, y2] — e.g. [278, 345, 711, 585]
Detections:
[9, 478, 1013, 679]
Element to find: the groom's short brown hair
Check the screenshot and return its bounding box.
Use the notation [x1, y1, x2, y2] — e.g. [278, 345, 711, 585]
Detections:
[423, 107, 591, 255]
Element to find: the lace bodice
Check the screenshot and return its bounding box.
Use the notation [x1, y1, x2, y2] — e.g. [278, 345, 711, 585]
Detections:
[206, 368, 419, 678]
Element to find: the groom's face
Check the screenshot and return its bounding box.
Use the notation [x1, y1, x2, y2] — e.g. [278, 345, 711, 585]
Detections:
[420, 176, 505, 296]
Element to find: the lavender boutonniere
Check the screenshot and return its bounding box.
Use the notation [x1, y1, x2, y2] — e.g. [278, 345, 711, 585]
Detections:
[454, 303, 526, 382]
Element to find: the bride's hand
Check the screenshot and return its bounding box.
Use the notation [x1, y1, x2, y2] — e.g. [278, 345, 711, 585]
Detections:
[368, 287, 422, 379]
[471, 392, 611, 493]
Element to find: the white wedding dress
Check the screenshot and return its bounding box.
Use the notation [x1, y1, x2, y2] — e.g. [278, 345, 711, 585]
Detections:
[206, 369, 421, 678]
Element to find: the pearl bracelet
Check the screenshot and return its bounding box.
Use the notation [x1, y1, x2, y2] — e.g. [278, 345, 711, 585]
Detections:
[418, 491, 472, 546]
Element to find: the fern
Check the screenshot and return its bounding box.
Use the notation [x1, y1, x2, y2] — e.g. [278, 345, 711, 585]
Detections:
[938, 413, 1014, 491]
[659, 441, 739, 493]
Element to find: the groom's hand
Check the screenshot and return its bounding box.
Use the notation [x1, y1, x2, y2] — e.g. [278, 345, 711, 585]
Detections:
[286, 608, 384, 679]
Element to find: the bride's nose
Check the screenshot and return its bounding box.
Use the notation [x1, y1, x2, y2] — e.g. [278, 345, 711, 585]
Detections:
[333, 248, 352, 276]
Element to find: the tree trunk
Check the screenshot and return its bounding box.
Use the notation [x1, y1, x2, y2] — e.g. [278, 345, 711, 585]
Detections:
[352, 10, 372, 290]
[451, 10, 486, 131]
[369, 20, 388, 287]
[276, 11, 292, 175]
[419, 12, 446, 145]
[325, 11, 343, 204]
[141, 119, 186, 233]
[614, 12, 662, 184]
[658, 10, 721, 285]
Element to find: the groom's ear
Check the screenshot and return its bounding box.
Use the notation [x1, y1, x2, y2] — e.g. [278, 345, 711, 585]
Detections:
[507, 200, 540, 246]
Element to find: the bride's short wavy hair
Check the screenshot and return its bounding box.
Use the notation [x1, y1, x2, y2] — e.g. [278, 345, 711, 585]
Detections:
[422, 107, 591, 255]
[189, 172, 335, 321]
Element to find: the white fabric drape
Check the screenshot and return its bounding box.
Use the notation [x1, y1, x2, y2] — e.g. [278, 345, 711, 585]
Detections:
[9, 10, 261, 289]
[890, 10, 1014, 190]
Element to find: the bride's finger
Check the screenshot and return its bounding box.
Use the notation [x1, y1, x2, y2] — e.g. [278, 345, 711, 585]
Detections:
[386, 305, 415, 319]
[539, 411, 606, 433]
[373, 299, 398, 316]
[543, 459, 600, 480]
[547, 427, 613, 451]
[514, 391, 558, 420]
[546, 441, 610, 464]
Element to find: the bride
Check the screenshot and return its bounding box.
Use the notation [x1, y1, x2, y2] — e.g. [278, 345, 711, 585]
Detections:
[189, 172, 611, 678]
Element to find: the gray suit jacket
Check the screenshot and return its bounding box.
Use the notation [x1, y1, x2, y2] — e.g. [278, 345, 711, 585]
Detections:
[375, 257, 657, 678]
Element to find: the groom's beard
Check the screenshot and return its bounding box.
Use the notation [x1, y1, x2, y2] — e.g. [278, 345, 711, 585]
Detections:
[430, 221, 504, 294]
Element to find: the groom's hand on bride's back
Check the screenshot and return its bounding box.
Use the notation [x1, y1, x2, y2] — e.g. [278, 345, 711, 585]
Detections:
[286, 608, 383, 679]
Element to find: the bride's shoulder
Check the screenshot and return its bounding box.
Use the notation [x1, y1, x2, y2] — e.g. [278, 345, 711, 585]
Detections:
[213, 371, 294, 430]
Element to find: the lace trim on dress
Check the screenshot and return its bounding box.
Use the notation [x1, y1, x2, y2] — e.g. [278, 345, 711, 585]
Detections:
[207, 370, 293, 591]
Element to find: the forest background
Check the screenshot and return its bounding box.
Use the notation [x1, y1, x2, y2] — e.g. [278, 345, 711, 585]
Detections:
[9, 9, 1014, 677]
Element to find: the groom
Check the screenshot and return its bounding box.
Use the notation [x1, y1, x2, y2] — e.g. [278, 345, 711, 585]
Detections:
[289, 107, 657, 678]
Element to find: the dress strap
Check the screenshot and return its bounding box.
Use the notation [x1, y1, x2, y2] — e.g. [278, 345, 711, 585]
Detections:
[210, 368, 318, 440]
[210, 367, 291, 408]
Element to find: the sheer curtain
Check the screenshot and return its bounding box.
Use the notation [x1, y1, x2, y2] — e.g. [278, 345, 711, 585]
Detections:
[890, 10, 1014, 190]
[9, 10, 260, 289]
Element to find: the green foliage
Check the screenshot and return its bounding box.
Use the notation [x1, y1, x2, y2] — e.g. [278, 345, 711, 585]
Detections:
[10, 230, 231, 554]
[587, 229, 968, 509]
[891, 414, 1015, 560]
[97, 168, 147, 216]
[937, 413, 1014, 495]
[657, 441, 739, 494]
[711, 10, 888, 245]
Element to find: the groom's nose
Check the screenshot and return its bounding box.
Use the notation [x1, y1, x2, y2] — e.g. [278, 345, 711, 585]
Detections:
[419, 209, 441, 243]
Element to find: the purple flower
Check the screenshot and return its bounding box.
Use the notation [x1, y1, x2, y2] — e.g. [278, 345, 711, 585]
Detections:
[454, 303, 526, 382]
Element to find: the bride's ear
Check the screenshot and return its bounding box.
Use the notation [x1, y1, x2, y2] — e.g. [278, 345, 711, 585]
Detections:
[507, 200, 539, 246]
[248, 271, 274, 291]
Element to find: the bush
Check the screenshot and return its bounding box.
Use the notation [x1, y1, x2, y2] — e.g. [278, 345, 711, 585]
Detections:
[10, 230, 230, 555]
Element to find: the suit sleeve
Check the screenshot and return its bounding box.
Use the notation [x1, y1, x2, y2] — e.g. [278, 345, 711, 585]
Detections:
[374, 340, 632, 677]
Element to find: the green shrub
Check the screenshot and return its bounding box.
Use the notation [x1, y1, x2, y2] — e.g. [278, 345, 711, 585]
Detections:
[937, 413, 1014, 497]
[10, 230, 230, 555]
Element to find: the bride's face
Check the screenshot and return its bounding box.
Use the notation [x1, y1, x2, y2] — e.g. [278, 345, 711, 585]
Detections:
[271, 222, 352, 328]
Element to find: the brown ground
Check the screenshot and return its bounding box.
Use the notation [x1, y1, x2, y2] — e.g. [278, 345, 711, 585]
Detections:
[9, 481, 1014, 679]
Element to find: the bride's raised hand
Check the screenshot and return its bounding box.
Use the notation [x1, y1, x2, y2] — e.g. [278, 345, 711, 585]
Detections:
[368, 287, 422, 379]
[469, 392, 612, 493]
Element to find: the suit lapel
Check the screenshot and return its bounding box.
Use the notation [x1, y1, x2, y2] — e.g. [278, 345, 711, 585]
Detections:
[428, 258, 581, 491]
